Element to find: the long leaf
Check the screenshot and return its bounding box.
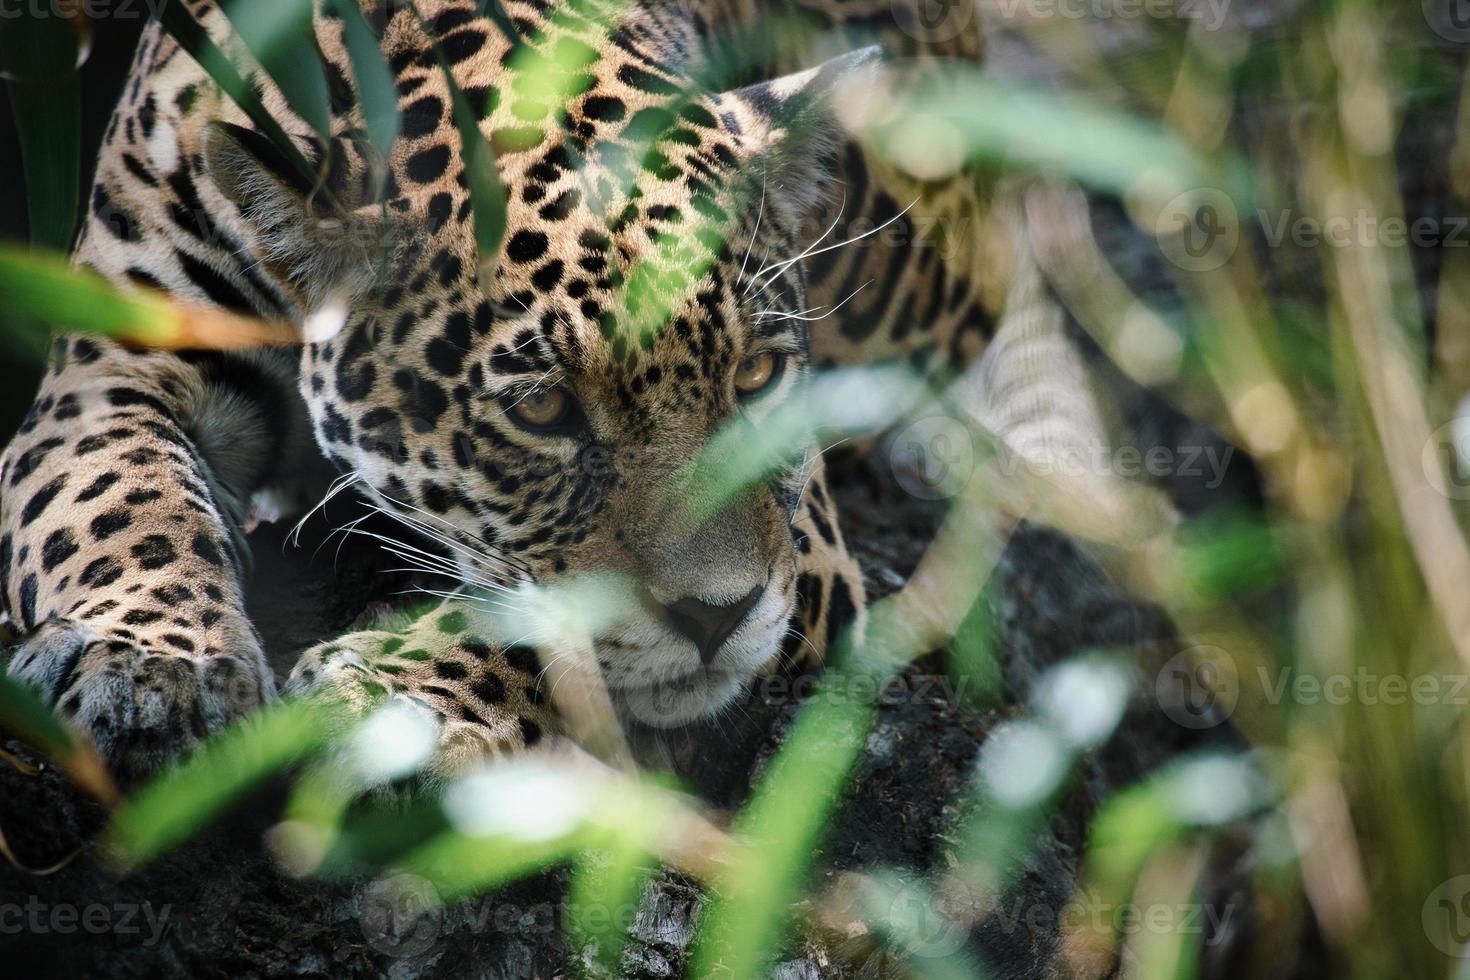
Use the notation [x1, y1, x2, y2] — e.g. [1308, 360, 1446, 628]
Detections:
[0, 246, 300, 349]
[328, 0, 399, 165]
[221, 0, 332, 143]
[0, 9, 81, 249]
[153, 0, 324, 197]
[411, 2, 508, 286]
[0, 673, 116, 804]
[105, 698, 346, 867]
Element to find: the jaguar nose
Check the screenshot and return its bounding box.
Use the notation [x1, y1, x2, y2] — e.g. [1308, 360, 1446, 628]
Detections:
[662, 586, 764, 665]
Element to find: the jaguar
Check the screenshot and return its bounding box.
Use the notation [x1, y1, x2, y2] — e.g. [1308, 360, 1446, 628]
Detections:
[0, 0, 1096, 780]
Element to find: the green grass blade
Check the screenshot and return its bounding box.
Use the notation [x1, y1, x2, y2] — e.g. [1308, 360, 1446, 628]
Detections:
[153, 0, 323, 195]
[412, 2, 508, 285]
[221, 0, 332, 142]
[679, 365, 929, 527]
[0, 672, 74, 759]
[569, 846, 656, 974]
[328, 0, 399, 165]
[0, 11, 81, 249]
[0, 245, 298, 349]
[105, 699, 346, 867]
[862, 65, 1235, 205]
[1086, 753, 1271, 904]
[692, 463, 1016, 976]
[0, 672, 116, 803]
[690, 653, 876, 978]
[0, 246, 175, 343]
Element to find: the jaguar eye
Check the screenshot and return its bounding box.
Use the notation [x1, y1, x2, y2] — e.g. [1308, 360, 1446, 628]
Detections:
[506, 387, 577, 433]
[734, 351, 783, 397]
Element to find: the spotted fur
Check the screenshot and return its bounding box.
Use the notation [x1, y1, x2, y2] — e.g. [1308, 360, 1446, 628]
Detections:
[1, 0, 998, 779]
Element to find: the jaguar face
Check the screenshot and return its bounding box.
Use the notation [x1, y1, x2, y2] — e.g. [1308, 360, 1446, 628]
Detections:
[207, 33, 870, 723]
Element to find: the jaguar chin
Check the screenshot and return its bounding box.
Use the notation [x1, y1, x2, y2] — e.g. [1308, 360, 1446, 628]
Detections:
[596, 571, 798, 726]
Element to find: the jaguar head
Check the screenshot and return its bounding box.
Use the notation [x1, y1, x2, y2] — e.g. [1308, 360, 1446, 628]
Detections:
[206, 31, 875, 724]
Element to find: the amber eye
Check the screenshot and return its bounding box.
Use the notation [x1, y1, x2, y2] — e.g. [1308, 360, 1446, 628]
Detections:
[734, 351, 783, 397]
[506, 387, 576, 433]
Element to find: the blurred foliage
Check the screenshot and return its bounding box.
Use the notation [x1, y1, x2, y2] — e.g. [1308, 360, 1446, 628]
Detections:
[3, 0, 1470, 978]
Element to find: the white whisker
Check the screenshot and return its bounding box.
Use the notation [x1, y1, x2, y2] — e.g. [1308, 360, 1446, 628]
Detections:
[748, 198, 917, 296]
[744, 190, 849, 296]
[753, 278, 873, 323]
[739, 178, 768, 283]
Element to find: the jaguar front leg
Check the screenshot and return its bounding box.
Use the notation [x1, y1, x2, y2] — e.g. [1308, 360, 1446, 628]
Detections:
[0, 339, 292, 780]
[285, 600, 558, 778]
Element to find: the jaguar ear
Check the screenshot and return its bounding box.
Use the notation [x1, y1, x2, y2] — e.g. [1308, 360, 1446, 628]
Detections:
[202, 121, 396, 309]
[728, 46, 882, 225]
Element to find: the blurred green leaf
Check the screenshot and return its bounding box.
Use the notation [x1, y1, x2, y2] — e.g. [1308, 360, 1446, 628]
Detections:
[221, 0, 332, 142]
[0, 672, 115, 804]
[568, 840, 656, 972]
[1087, 754, 1271, 904]
[862, 65, 1241, 206]
[153, 0, 323, 195]
[0, 9, 81, 249]
[691, 648, 877, 977]
[393, 760, 718, 936]
[945, 590, 1002, 712]
[412, 2, 508, 284]
[319, 794, 454, 872]
[106, 699, 345, 866]
[855, 872, 992, 980]
[327, 0, 399, 166]
[0, 672, 75, 761]
[680, 365, 930, 526]
[1171, 509, 1282, 601]
[0, 244, 298, 349]
[0, 246, 175, 344]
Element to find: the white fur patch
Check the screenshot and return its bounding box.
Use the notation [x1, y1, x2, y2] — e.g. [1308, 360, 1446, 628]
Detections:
[148, 119, 179, 175]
